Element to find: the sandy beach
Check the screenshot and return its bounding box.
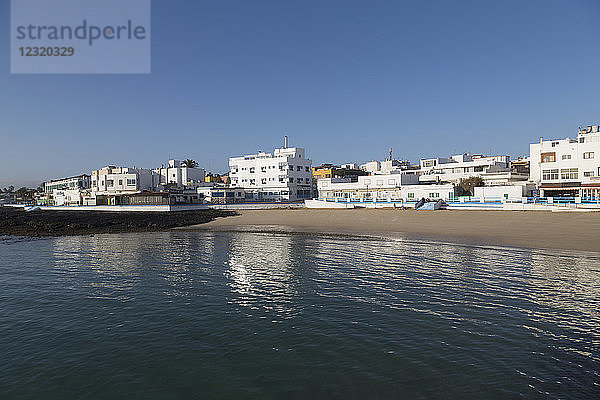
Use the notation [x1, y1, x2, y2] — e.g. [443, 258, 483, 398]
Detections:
[182, 209, 600, 253]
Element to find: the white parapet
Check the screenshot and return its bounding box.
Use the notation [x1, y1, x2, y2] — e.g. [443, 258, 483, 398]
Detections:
[305, 199, 355, 209]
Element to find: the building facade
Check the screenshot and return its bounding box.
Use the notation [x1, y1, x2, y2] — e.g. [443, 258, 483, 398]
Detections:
[529, 125, 600, 198]
[154, 160, 205, 188]
[44, 174, 91, 194]
[316, 173, 457, 202]
[91, 166, 157, 197]
[229, 145, 313, 201]
[417, 154, 527, 185]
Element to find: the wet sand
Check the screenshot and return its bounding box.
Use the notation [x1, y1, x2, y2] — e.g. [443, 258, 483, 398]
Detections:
[182, 209, 600, 253]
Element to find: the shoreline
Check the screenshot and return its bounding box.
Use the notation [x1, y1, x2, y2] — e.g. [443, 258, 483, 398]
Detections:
[179, 208, 600, 253]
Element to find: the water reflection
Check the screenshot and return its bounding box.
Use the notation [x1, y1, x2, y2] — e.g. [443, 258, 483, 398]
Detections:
[225, 232, 305, 317]
[33, 230, 600, 398]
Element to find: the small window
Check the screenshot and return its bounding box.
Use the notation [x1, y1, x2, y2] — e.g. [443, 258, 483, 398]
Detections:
[541, 152, 556, 163]
[407, 193, 415, 199]
[118, 179, 123, 185]
[583, 152, 595, 159]
[562, 154, 572, 160]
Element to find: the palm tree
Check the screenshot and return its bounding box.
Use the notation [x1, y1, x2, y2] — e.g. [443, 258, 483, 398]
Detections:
[182, 159, 198, 168]
[458, 176, 484, 196]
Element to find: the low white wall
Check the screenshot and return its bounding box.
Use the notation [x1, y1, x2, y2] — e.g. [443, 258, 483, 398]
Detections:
[38, 203, 306, 212]
[305, 200, 355, 209]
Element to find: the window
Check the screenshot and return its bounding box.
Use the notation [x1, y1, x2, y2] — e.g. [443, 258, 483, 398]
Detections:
[297, 166, 302, 171]
[542, 169, 559, 180]
[551, 141, 559, 147]
[562, 154, 572, 160]
[429, 193, 440, 198]
[118, 179, 123, 185]
[541, 152, 556, 163]
[289, 178, 294, 183]
[261, 178, 266, 184]
[388, 179, 396, 185]
[560, 168, 578, 180]
[376, 179, 383, 185]
[474, 166, 484, 172]
[583, 152, 595, 159]
[364, 179, 371, 184]
[407, 193, 415, 199]
[423, 160, 435, 168]
[305, 166, 309, 172]
[107, 179, 114, 187]
[305, 178, 310, 183]
[249, 167, 255, 173]
[584, 171, 594, 177]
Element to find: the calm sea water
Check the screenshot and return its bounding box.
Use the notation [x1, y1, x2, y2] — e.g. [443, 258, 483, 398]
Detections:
[1, 231, 599, 399]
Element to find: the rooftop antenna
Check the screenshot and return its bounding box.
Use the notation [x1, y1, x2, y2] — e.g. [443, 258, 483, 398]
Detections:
[284, 135, 288, 149]
[389, 147, 392, 161]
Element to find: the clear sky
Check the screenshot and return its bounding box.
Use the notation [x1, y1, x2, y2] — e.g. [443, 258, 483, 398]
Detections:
[1, 0, 600, 188]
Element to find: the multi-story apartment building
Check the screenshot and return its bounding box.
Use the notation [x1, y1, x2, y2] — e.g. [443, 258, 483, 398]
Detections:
[417, 154, 527, 185]
[44, 174, 91, 194]
[154, 160, 205, 188]
[91, 166, 157, 196]
[530, 125, 600, 198]
[229, 142, 313, 201]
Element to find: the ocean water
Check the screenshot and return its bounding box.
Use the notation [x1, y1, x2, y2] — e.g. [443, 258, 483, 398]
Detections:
[1, 231, 599, 399]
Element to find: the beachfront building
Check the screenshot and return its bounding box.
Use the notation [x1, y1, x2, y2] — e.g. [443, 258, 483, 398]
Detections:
[154, 160, 206, 188]
[529, 125, 600, 198]
[229, 140, 313, 201]
[44, 174, 91, 194]
[91, 166, 158, 205]
[417, 154, 528, 186]
[197, 187, 245, 204]
[52, 188, 91, 206]
[316, 172, 458, 202]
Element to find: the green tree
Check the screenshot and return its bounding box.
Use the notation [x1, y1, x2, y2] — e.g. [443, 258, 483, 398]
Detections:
[458, 176, 484, 196]
[182, 159, 198, 168]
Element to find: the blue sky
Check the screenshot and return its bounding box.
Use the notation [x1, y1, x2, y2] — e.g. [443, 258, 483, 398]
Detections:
[1, 0, 600, 188]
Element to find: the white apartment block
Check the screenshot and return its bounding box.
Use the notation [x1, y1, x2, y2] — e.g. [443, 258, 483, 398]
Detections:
[316, 173, 457, 202]
[44, 174, 91, 194]
[418, 154, 527, 185]
[91, 166, 157, 196]
[154, 160, 205, 188]
[229, 144, 313, 201]
[530, 125, 600, 198]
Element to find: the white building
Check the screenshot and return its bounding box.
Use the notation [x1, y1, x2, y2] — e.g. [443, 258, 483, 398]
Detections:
[418, 154, 527, 185]
[229, 141, 313, 201]
[316, 173, 457, 202]
[91, 166, 157, 196]
[44, 174, 91, 194]
[52, 189, 85, 206]
[154, 160, 205, 188]
[197, 186, 245, 204]
[360, 159, 412, 175]
[530, 125, 600, 198]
